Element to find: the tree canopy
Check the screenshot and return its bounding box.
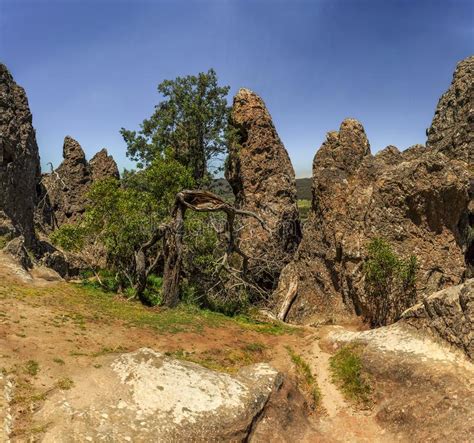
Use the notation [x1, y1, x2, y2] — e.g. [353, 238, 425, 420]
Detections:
[121, 69, 231, 184]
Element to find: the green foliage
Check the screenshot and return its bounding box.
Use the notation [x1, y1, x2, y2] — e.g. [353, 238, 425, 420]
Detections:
[207, 290, 250, 317]
[70, 157, 193, 297]
[141, 274, 163, 307]
[50, 224, 86, 252]
[363, 238, 418, 326]
[0, 234, 10, 249]
[329, 345, 371, 405]
[286, 346, 321, 407]
[121, 69, 231, 183]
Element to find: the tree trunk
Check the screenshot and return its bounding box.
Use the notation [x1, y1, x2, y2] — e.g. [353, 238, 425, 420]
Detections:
[134, 248, 150, 305]
[162, 203, 186, 307]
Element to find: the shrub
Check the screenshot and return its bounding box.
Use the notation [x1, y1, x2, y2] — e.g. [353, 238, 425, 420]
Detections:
[49, 224, 86, 252]
[363, 238, 418, 326]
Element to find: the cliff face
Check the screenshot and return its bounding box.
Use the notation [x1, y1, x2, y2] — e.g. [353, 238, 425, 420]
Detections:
[0, 63, 41, 248]
[273, 56, 473, 325]
[226, 88, 301, 288]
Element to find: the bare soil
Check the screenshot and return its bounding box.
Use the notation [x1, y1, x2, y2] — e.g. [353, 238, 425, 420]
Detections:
[0, 252, 404, 442]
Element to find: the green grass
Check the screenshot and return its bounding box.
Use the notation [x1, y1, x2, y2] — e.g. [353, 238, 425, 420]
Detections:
[166, 342, 268, 373]
[24, 360, 40, 376]
[56, 377, 74, 390]
[297, 199, 311, 223]
[286, 346, 321, 407]
[329, 345, 371, 405]
[0, 281, 297, 337]
[0, 234, 10, 249]
[52, 358, 65, 365]
[92, 345, 128, 357]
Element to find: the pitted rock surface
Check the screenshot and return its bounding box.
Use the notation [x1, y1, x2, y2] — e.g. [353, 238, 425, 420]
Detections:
[427, 55, 473, 163]
[401, 279, 473, 359]
[35, 348, 283, 442]
[90, 148, 120, 182]
[0, 63, 41, 247]
[39, 137, 119, 229]
[226, 88, 301, 287]
[274, 121, 470, 325]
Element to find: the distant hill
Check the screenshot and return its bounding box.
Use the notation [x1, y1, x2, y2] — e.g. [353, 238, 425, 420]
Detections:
[212, 177, 312, 201]
[295, 178, 312, 200]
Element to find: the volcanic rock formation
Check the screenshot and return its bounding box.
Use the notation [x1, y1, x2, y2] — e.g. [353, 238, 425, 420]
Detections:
[90, 148, 120, 182]
[38, 138, 119, 230]
[0, 63, 41, 247]
[427, 55, 473, 163]
[226, 88, 301, 288]
[274, 66, 472, 325]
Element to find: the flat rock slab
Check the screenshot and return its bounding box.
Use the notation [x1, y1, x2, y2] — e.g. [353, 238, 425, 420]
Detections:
[0, 373, 14, 442]
[35, 348, 282, 442]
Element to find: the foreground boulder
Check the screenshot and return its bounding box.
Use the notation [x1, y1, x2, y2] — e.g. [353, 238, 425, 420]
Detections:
[273, 57, 472, 326]
[427, 55, 473, 163]
[226, 88, 301, 288]
[327, 322, 474, 441]
[34, 348, 310, 442]
[38, 137, 119, 230]
[401, 279, 473, 359]
[0, 63, 41, 247]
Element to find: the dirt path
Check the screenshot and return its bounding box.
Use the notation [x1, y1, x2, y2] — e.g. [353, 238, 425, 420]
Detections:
[300, 329, 394, 443]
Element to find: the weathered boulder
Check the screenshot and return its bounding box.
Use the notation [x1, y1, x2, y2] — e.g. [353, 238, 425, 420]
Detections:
[89, 148, 120, 182]
[274, 120, 470, 325]
[38, 138, 119, 229]
[401, 279, 473, 359]
[3, 235, 32, 270]
[0, 63, 41, 247]
[35, 348, 293, 442]
[427, 55, 473, 163]
[226, 88, 301, 288]
[327, 323, 474, 442]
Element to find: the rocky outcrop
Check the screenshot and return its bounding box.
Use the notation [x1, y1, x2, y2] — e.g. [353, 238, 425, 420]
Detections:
[273, 57, 472, 326]
[38, 138, 119, 229]
[89, 148, 120, 182]
[34, 348, 310, 442]
[401, 279, 473, 359]
[427, 55, 473, 163]
[274, 120, 470, 325]
[0, 63, 41, 247]
[226, 88, 301, 288]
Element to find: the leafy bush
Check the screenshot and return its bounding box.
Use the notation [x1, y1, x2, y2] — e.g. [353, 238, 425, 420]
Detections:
[49, 224, 86, 252]
[363, 238, 418, 326]
[0, 234, 11, 249]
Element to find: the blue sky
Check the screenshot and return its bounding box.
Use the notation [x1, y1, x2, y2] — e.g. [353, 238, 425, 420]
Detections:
[1, 0, 472, 177]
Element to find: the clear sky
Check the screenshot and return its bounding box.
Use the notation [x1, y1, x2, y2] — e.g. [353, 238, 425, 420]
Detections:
[1, 0, 472, 177]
